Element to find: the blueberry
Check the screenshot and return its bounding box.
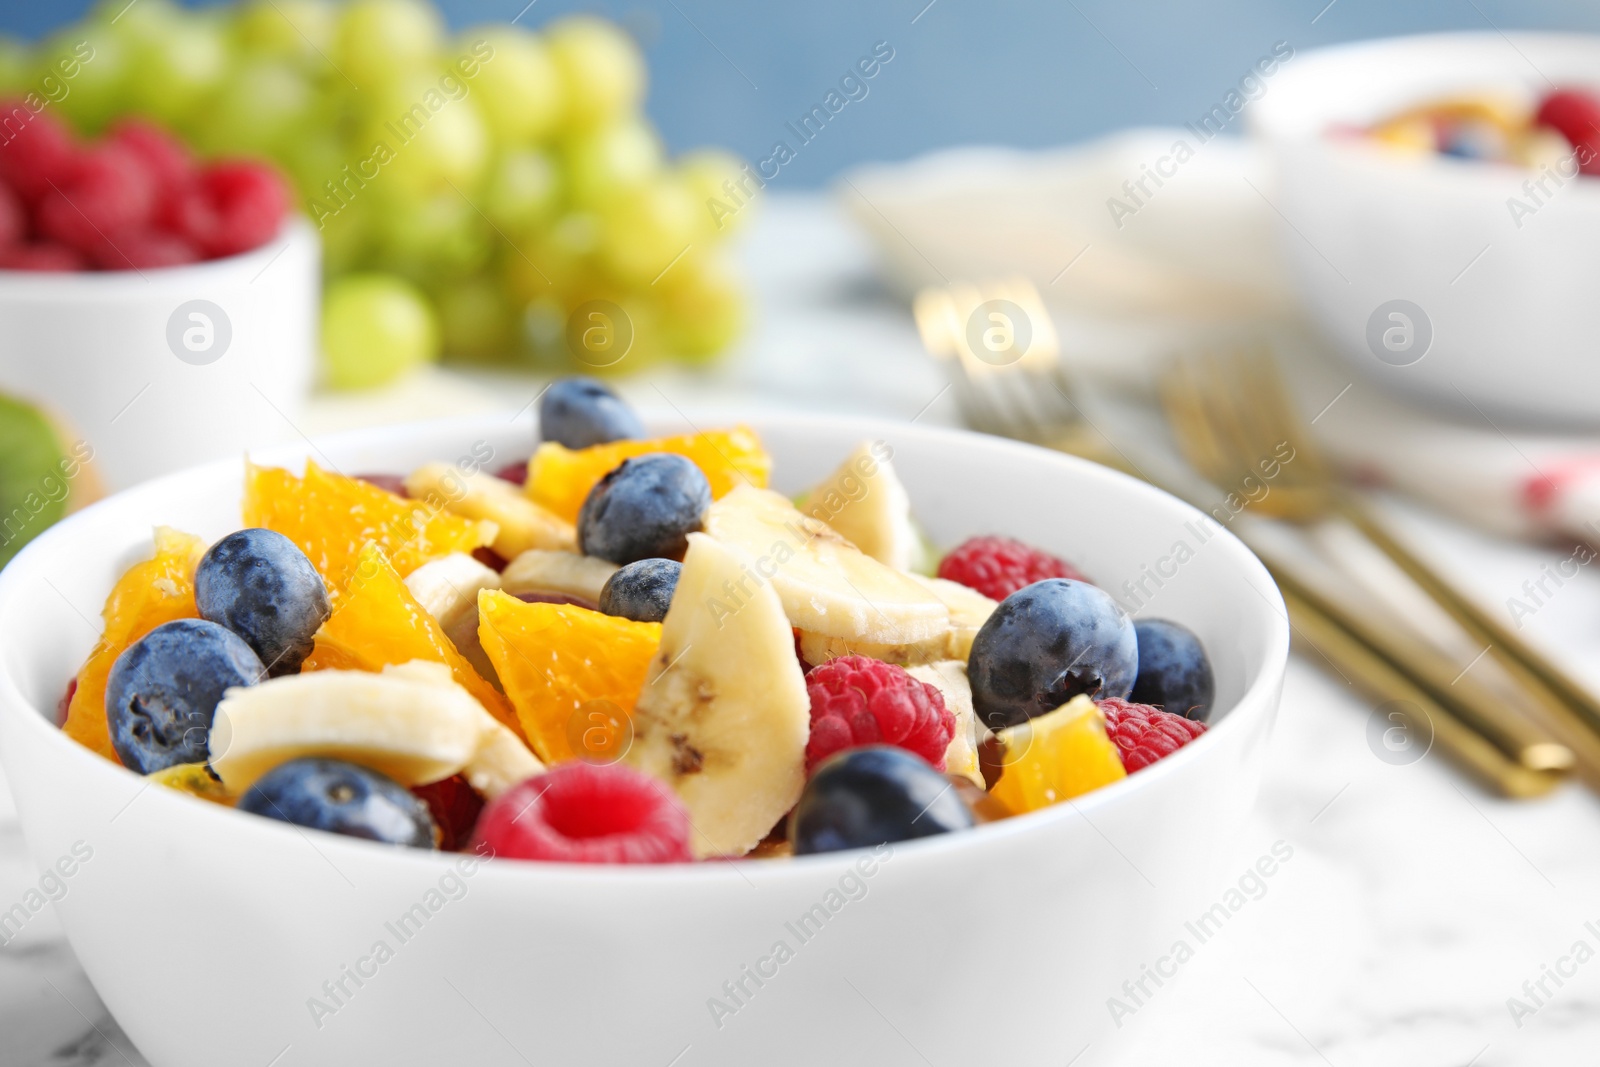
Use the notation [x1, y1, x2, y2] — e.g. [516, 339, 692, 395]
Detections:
[237, 758, 437, 848]
[105, 619, 264, 773]
[539, 376, 645, 450]
[967, 578, 1137, 730]
[577, 454, 711, 565]
[1130, 618, 1215, 722]
[598, 558, 681, 623]
[195, 528, 330, 676]
[790, 746, 975, 855]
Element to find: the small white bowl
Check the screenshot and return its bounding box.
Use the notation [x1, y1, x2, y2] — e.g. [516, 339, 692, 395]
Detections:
[1251, 32, 1600, 426]
[0, 413, 1286, 1067]
[0, 218, 319, 489]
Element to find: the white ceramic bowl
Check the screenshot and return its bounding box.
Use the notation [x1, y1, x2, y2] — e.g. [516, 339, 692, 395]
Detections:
[0, 217, 319, 490]
[1251, 32, 1600, 426]
[0, 413, 1287, 1067]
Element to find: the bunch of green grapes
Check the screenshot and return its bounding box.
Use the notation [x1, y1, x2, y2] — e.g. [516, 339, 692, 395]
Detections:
[4, 0, 752, 387]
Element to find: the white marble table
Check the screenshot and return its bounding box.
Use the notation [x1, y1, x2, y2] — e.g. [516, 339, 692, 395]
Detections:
[4, 195, 1600, 1066]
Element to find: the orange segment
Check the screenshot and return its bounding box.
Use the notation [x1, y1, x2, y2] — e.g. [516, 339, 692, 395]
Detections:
[302, 543, 522, 741]
[63, 527, 207, 763]
[990, 695, 1127, 813]
[477, 589, 661, 764]
[524, 426, 771, 523]
[243, 461, 496, 594]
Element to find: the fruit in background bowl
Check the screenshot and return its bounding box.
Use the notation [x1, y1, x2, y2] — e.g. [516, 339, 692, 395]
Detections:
[24, 0, 752, 381]
[0, 107, 287, 271]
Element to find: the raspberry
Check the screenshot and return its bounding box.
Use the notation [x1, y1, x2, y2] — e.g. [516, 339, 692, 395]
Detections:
[0, 243, 84, 271]
[494, 460, 528, 486]
[471, 762, 692, 864]
[1535, 89, 1600, 174]
[1098, 697, 1207, 772]
[90, 231, 200, 271]
[167, 161, 288, 258]
[937, 535, 1086, 601]
[805, 655, 955, 773]
[0, 100, 76, 202]
[108, 119, 195, 189]
[0, 181, 21, 248]
[411, 773, 485, 852]
[36, 144, 157, 253]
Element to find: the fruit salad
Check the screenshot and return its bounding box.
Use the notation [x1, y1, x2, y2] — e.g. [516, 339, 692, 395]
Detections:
[1339, 87, 1600, 175]
[57, 378, 1216, 863]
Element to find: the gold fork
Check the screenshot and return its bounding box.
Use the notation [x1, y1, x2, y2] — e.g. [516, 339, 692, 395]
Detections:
[914, 279, 1564, 797]
[1161, 347, 1598, 779]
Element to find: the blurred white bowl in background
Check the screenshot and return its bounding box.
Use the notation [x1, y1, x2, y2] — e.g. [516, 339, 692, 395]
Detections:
[1252, 32, 1600, 427]
[0, 217, 319, 489]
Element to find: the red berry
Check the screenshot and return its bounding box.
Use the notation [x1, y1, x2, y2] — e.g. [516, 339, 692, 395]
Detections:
[0, 181, 23, 248]
[56, 676, 77, 728]
[471, 762, 693, 864]
[0, 100, 75, 202]
[1535, 89, 1600, 175]
[804, 655, 955, 773]
[168, 161, 289, 258]
[937, 535, 1086, 601]
[494, 460, 528, 486]
[472, 546, 510, 572]
[108, 119, 195, 189]
[90, 230, 200, 271]
[1098, 697, 1206, 772]
[36, 144, 157, 253]
[0, 242, 84, 271]
[411, 773, 486, 852]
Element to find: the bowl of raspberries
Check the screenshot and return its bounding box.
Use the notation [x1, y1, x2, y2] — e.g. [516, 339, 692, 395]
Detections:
[0, 101, 316, 488]
[0, 400, 1288, 1067]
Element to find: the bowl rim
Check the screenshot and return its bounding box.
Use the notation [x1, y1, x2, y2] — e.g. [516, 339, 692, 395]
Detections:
[0, 410, 1289, 883]
[0, 215, 315, 294]
[1250, 30, 1600, 197]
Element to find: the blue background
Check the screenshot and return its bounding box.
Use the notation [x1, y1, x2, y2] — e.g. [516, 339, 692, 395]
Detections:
[8, 0, 1600, 185]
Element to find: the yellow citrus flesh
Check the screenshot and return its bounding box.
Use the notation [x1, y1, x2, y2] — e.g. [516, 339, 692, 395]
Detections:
[477, 589, 661, 764]
[243, 461, 495, 595]
[523, 426, 771, 523]
[62, 527, 207, 764]
[301, 542, 522, 741]
[990, 695, 1127, 813]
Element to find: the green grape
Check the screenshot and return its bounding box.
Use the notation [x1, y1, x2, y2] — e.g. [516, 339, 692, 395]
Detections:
[598, 177, 699, 286]
[562, 117, 661, 208]
[358, 71, 490, 195]
[456, 25, 563, 142]
[483, 147, 560, 236]
[124, 12, 230, 126]
[435, 276, 519, 362]
[315, 190, 372, 273]
[658, 251, 745, 360]
[333, 0, 442, 91]
[547, 16, 644, 131]
[369, 190, 492, 283]
[0, 36, 31, 97]
[281, 126, 347, 200]
[189, 59, 312, 156]
[38, 24, 128, 134]
[679, 148, 757, 238]
[321, 273, 440, 390]
[233, 0, 336, 66]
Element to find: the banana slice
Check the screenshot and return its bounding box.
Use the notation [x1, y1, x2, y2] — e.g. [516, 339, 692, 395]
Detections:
[404, 553, 504, 688]
[209, 661, 542, 797]
[907, 661, 985, 789]
[798, 574, 998, 667]
[800, 440, 921, 571]
[404, 552, 502, 632]
[625, 533, 810, 858]
[405, 463, 576, 559]
[500, 549, 618, 605]
[701, 484, 948, 644]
